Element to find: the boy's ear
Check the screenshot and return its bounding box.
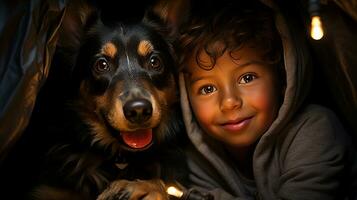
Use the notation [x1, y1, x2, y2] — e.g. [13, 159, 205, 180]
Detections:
[144, 0, 190, 36]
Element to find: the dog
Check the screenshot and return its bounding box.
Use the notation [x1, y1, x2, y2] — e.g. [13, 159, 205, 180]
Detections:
[9, 0, 189, 199]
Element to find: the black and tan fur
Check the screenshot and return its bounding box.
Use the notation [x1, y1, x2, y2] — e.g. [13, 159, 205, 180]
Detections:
[0, 1, 189, 199]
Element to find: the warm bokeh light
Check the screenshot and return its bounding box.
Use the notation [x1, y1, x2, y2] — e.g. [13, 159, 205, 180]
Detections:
[166, 186, 184, 198]
[310, 16, 324, 40]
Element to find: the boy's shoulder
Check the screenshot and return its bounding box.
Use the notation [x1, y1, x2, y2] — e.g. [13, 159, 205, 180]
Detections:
[299, 104, 337, 117]
[278, 104, 353, 157]
[278, 104, 350, 153]
[276, 104, 357, 199]
[293, 104, 343, 129]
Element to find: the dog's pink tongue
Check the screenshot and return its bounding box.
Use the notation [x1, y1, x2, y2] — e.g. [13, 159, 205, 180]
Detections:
[121, 129, 153, 149]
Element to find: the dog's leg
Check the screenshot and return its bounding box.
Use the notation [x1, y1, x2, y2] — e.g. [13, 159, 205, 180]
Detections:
[97, 179, 167, 200]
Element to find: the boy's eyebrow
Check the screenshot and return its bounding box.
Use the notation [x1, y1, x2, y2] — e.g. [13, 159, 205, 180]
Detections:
[234, 60, 266, 68]
[189, 60, 264, 85]
[189, 76, 206, 85]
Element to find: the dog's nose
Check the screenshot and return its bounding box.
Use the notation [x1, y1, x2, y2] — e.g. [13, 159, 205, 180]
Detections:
[123, 99, 152, 123]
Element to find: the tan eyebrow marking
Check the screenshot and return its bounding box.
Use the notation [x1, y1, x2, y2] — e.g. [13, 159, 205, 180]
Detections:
[137, 40, 154, 57]
[101, 42, 117, 58]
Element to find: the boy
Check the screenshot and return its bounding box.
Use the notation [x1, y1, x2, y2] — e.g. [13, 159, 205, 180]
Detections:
[178, 0, 357, 199]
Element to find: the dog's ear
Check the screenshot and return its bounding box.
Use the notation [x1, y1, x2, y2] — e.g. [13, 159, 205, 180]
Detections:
[57, 0, 99, 50]
[144, 0, 190, 37]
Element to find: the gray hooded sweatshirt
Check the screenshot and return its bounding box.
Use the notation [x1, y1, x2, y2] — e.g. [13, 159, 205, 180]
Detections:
[178, 1, 357, 199]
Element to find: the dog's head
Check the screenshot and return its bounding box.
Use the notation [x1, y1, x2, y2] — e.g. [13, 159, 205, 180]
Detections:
[60, 0, 188, 155]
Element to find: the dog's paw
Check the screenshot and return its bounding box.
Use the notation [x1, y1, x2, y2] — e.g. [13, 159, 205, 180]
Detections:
[97, 179, 168, 200]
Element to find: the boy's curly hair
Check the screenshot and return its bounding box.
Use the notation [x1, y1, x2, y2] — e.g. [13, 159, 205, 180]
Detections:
[179, 0, 283, 72]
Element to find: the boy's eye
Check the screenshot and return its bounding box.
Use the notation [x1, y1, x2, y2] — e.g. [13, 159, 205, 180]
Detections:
[199, 85, 217, 95]
[239, 74, 256, 84]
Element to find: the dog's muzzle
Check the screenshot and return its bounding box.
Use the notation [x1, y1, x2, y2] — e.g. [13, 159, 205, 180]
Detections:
[120, 97, 154, 150]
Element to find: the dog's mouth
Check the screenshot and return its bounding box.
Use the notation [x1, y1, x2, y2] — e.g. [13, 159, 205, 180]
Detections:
[99, 95, 161, 151]
[120, 129, 153, 149]
[100, 112, 155, 151]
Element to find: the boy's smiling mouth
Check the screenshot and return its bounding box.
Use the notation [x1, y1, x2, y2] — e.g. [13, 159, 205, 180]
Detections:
[220, 117, 253, 132]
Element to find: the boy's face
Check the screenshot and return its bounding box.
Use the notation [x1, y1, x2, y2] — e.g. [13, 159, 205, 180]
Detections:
[185, 44, 282, 148]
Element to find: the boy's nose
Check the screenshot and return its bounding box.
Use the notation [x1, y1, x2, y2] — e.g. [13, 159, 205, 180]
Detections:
[220, 90, 242, 111]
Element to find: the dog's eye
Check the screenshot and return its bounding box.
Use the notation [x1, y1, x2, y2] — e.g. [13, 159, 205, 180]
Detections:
[94, 58, 110, 73]
[149, 55, 161, 71]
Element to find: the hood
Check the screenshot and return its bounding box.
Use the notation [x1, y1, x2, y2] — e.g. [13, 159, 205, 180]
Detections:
[179, 0, 312, 195]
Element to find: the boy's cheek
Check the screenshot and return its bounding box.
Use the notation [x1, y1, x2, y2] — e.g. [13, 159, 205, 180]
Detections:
[245, 86, 278, 108]
[190, 99, 213, 122]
